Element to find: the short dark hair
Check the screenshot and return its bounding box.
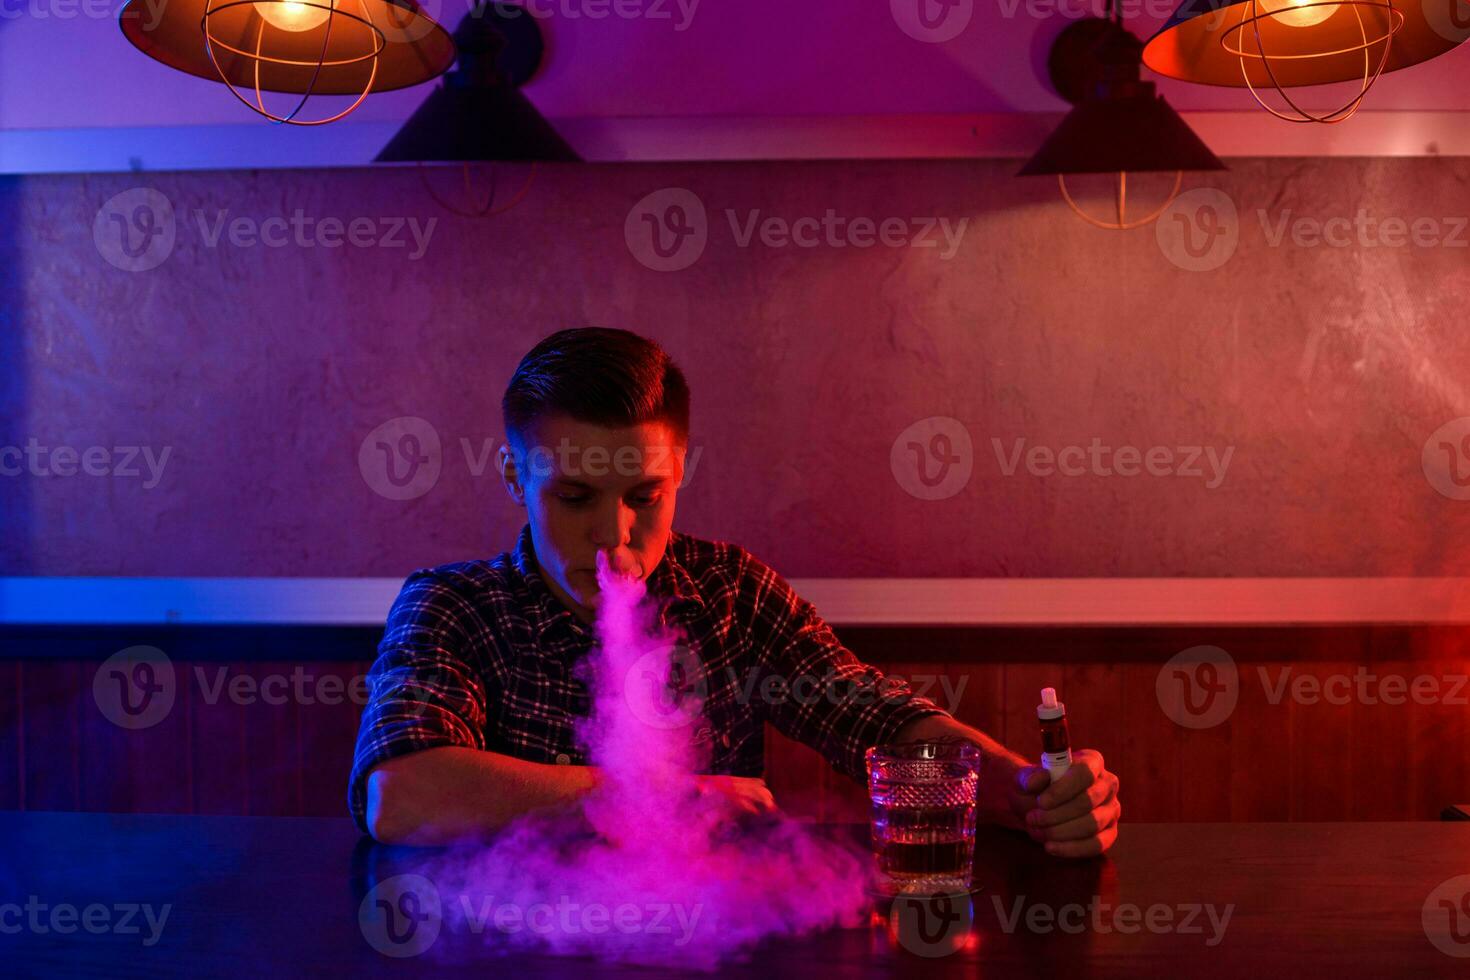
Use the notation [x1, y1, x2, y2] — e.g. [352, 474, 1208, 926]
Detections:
[502, 327, 690, 448]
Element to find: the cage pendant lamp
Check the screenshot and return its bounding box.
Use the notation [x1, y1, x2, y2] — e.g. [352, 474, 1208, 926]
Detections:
[1142, 0, 1469, 124]
[118, 0, 455, 125]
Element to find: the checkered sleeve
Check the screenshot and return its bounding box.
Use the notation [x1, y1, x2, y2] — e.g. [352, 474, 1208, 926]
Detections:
[347, 570, 490, 832]
[736, 551, 951, 782]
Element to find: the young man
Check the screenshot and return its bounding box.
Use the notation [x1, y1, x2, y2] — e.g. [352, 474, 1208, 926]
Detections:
[350, 328, 1121, 855]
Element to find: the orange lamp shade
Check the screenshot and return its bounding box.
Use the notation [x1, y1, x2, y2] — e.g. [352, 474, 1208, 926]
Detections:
[1141, 0, 1469, 89]
[118, 0, 456, 96]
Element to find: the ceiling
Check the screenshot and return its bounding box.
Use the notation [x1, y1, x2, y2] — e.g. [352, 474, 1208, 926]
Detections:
[5, 0, 1470, 172]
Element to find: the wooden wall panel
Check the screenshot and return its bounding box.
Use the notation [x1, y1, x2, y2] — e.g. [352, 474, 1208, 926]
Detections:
[20, 660, 82, 811]
[1228, 662, 1293, 821]
[189, 659, 251, 815]
[0, 661, 21, 810]
[295, 662, 371, 818]
[5, 628, 1470, 823]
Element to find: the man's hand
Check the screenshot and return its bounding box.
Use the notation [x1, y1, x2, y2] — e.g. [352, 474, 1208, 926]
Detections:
[894, 714, 1121, 858]
[1014, 749, 1121, 858]
[695, 775, 778, 818]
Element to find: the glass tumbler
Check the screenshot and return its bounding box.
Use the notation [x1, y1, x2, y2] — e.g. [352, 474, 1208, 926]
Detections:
[865, 739, 981, 892]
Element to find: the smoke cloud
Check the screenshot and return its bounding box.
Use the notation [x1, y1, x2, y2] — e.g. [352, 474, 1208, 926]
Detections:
[417, 551, 875, 969]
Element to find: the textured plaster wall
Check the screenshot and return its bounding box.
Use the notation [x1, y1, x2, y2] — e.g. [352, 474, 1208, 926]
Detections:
[2, 159, 1468, 578]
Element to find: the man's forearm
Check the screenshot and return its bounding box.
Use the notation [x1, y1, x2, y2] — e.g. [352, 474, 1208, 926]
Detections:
[365, 746, 599, 845]
[894, 713, 1030, 829]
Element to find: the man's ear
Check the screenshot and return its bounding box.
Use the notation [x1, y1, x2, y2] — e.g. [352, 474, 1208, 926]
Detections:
[498, 444, 526, 506]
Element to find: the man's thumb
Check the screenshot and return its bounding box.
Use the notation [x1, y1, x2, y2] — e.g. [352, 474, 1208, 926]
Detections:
[1016, 765, 1050, 795]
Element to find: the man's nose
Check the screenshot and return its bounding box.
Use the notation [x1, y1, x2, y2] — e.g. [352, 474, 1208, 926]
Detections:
[590, 500, 635, 551]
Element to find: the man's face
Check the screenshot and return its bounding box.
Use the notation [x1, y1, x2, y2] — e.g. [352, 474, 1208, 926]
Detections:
[499, 415, 685, 621]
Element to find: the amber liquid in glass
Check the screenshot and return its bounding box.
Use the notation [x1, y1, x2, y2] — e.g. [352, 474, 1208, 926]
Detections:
[870, 800, 976, 881]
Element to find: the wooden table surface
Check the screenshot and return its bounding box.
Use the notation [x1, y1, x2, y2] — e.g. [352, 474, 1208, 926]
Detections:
[1, 811, 1468, 978]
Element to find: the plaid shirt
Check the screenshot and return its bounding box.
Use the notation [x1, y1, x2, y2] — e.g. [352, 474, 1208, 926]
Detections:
[348, 525, 949, 832]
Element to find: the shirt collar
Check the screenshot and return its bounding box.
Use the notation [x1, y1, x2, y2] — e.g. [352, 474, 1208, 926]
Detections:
[511, 525, 705, 644]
